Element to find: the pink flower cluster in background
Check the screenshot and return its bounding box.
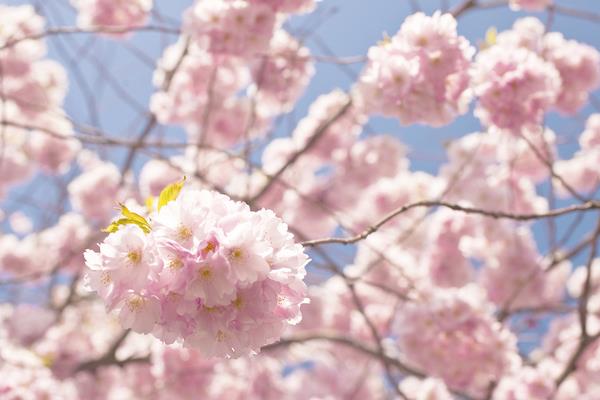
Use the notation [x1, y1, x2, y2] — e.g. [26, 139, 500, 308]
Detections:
[70, 0, 153, 34]
[0, 5, 79, 197]
[355, 12, 474, 127]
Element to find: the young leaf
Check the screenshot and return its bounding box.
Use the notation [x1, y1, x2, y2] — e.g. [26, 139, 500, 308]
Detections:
[483, 26, 497, 49]
[102, 205, 152, 234]
[158, 176, 186, 211]
[119, 203, 151, 230]
[102, 218, 133, 233]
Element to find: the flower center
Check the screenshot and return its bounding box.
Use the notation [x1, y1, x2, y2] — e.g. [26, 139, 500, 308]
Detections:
[177, 225, 192, 241]
[229, 248, 243, 261]
[232, 296, 243, 309]
[100, 271, 112, 285]
[127, 250, 141, 265]
[199, 266, 212, 280]
[203, 241, 216, 253]
[168, 257, 183, 270]
[127, 295, 144, 312]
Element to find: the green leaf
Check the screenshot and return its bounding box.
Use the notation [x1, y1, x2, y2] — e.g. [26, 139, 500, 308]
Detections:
[158, 176, 186, 211]
[119, 204, 151, 229]
[102, 218, 133, 233]
[102, 205, 152, 234]
[481, 26, 497, 50]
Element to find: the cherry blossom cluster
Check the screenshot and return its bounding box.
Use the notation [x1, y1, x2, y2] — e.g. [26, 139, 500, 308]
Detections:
[439, 127, 553, 214]
[67, 151, 123, 223]
[2, 1, 600, 399]
[533, 312, 600, 398]
[0, 299, 387, 399]
[355, 12, 474, 127]
[70, 0, 153, 35]
[394, 285, 519, 397]
[0, 212, 91, 279]
[0, 5, 79, 198]
[509, 0, 552, 11]
[473, 17, 600, 132]
[84, 187, 309, 357]
[555, 114, 600, 195]
[151, 0, 314, 148]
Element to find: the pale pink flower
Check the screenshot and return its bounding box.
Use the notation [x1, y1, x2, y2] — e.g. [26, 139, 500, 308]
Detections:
[26, 117, 80, 174]
[399, 377, 454, 400]
[493, 367, 555, 400]
[580, 114, 600, 150]
[423, 209, 475, 288]
[218, 220, 271, 284]
[71, 0, 153, 36]
[138, 159, 182, 198]
[183, 0, 276, 57]
[440, 131, 549, 214]
[95, 224, 155, 291]
[394, 285, 519, 396]
[472, 46, 561, 131]
[356, 12, 474, 126]
[117, 292, 161, 333]
[0, 150, 33, 198]
[249, 0, 316, 14]
[85, 189, 309, 357]
[496, 17, 546, 53]
[5, 304, 55, 346]
[151, 39, 249, 126]
[0, 5, 46, 77]
[543, 32, 600, 115]
[291, 90, 366, 161]
[8, 211, 33, 235]
[479, 224, 570, 310]
[185, 250, 237, 307]
[0, 234, 46, 277]
[68, 158, 121, 221]
[509, 0, 552, 11]
[554, 114, 600, 196]
[254, 29, 314, 116]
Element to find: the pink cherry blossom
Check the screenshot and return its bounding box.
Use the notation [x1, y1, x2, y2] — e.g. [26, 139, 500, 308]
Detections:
[0, 5, 46, 77]
[249, 0, 316, 14]
[71, 0, 153, 35]
[509, 0, 552, 11]
[356, 12, 474, 126]
[85, 188, 309, 357]
[493, 367, 555, 400]
[472, 45, 561, 131]
[139, 159, 183, 199]
[394, 285, 519, 396]
[68, 156, 122, 222]
[183, 0, 276, 58]
[543, 31, 600, 115]
[253, 29, 314, 117]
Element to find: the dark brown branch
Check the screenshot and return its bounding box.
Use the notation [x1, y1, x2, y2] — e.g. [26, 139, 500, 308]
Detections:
[554, 216, 600, 389]
[75, 330, 150, 373]
[0, 25, 180, 51]
[301, 200, 600, 247]
[249, 97, 353, 204]
[552, 4, 600, 23]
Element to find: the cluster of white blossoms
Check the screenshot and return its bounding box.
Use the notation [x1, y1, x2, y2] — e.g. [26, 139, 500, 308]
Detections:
[84, 182, 309, 358]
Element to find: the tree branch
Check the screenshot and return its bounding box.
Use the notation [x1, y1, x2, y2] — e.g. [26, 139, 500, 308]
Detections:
[301, 200, 600, 247]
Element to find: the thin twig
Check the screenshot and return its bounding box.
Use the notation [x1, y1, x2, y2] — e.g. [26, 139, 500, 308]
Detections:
[301, 200, 600, 247]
